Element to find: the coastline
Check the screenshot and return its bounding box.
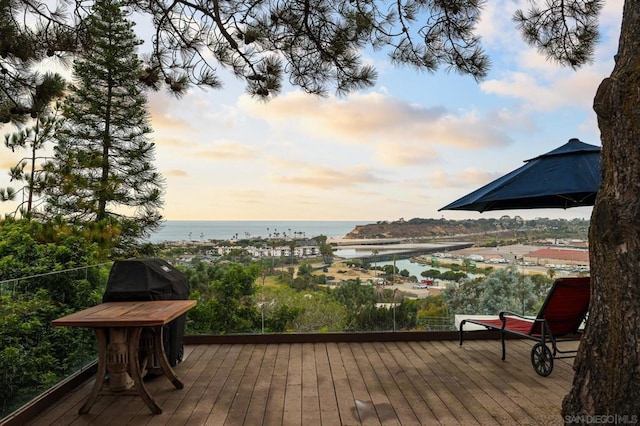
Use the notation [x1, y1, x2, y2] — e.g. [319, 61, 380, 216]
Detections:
[146, 220, 372, 243]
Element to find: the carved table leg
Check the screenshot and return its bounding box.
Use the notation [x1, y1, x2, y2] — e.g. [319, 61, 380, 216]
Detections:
[106, 327, 134, 391]
[128, 327, 163, 414]
[153, 325, 184, 389]
[79, 328, 108, 414]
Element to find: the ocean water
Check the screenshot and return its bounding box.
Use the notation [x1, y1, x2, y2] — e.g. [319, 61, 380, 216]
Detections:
[145, 220, 373, 243]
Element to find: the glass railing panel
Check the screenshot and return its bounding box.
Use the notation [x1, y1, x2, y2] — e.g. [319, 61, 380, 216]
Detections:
[177, 252, 515, 335]
[0, 264, 109, 420]
[185, 271, 457, 335]
[181, 258, 569, 335]
[1, 255, 571, 420]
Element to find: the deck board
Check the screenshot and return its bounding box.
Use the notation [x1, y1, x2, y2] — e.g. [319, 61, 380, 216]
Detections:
[388, 341, 450, 423]
[185, 344, 229, 425]
[24, 339, 578, 426]
[407, 341, 480, 425]
[283, 343, 302, 426]
[226, 344, 265, 425]
[367, 342, 422, 425]
[167, 344, 216, 424]
[314, 343, 341, 425]
[351, 343, 399, 425]
[429, 340, 525, 424]
[243, 344, 277, 425]
[326, 343, 358, 425]
[262, 344, 289, 426]
[300, 343, 321, 426]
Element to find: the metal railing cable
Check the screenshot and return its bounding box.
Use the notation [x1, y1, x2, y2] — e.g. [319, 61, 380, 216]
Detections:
[0, 263, 111, 284]
[0, 263, 111, 295]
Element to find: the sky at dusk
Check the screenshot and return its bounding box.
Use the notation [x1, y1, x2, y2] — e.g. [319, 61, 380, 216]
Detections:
[0, 0, 624, 222]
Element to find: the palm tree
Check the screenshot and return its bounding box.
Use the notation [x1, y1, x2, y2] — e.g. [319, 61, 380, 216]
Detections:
[547, 268, 556, 281]
[392, 255, 397, 285]
[288, 240, 297, 265]
[372, 249, 379, 278]
[320, 243, 333, 265]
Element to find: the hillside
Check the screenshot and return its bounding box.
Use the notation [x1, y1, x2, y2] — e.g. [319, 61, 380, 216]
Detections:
[344, 217, 590, 242]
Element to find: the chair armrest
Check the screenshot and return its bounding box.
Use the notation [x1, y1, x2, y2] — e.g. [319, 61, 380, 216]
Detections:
[499, 311, 535, 321]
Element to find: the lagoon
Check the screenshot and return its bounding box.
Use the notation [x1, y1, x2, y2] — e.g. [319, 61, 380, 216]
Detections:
[377, 258, 450, 278]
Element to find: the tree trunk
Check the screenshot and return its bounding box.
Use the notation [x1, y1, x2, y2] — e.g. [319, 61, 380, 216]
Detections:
[562, 0, 640, 419]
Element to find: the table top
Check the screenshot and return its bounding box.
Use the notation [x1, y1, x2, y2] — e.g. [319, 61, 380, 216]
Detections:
[52, 300, 197, 328]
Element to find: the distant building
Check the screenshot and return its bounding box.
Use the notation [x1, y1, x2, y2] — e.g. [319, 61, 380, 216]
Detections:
[524, 248, 589, 267]
[484, 255, 508, 264]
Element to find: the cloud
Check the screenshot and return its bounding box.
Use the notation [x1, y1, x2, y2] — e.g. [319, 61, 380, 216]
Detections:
[428, 168, 502, 189]
[476, 0, 522, 46]
[192, 140, 259, 160]
[238, 90, 511, 150]
[154, 135, 199, 149]
[202, 103, 244, 129]
[473, 0, 620, 119]
[475, 0, 621, 115]
[375, 141, 440, 166]
[219, 188, 268, 207]
[600, 0, 625, 28]
[487, 108, 538, 133]
[209, 187, 329, 220]
[478, 0, 622, 57]
[148, 93, 195, 133]
[164, 169, 189, 177]
[479, 67, 605, 111]
[269, 160, 386, 190]
[150, 90, 244, 137]
[0, 156, 17, 169]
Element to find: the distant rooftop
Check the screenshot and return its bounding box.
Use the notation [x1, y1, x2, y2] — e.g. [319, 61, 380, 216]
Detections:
[526, 248, 589, 263]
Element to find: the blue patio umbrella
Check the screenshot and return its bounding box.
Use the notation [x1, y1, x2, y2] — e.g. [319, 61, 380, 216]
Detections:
[439, 138, 601, 212]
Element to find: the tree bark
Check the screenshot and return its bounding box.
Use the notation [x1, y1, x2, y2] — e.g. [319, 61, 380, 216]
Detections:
[562, 0, 640, 419]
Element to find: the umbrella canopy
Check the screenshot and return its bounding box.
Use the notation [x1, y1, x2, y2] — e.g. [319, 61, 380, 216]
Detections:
[439, 138, 601, 212]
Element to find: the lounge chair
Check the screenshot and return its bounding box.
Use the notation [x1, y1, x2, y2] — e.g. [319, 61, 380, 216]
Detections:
[458, 276, 590, 376]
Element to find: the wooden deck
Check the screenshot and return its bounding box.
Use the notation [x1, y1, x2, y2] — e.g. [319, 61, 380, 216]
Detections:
[26, 339, 578, 425]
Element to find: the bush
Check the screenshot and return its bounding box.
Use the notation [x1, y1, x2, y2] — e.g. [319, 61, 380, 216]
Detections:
[0, 218, 105, 416]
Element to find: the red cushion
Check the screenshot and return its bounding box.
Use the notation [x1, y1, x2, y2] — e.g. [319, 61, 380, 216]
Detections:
[469, 317, 534, 334]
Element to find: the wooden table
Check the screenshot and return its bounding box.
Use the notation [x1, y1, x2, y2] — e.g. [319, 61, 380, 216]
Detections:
[52, 300, 197, 414]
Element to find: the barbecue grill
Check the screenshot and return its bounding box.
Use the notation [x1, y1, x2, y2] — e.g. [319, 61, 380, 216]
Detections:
[103, 258, 190, 366]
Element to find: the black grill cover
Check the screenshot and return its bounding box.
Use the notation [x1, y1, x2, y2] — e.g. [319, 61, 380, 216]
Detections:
[103, 258, 189, 302]
[103, 258, 190, 366]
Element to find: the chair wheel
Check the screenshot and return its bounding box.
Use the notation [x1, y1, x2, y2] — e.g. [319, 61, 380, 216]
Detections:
[531, 343, 554, 376]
